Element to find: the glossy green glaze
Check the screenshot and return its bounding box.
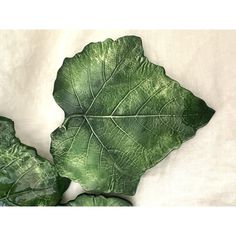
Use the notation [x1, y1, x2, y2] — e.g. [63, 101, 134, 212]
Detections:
[0, 116, 69, 206]
[66, 194, 131, 206]
[51, 36, 215, 195]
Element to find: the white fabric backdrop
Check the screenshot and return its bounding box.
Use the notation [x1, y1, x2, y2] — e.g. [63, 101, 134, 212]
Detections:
[0, 30, 235, 206]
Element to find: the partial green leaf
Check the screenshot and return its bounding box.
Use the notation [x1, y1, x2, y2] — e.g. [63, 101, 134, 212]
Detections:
[51, 35, 215, 195]
[65, 193, 132, 206]
[0, 116, 70, 206]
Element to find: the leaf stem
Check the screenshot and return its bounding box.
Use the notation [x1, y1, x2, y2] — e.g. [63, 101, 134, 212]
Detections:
[61, 114, 84, 128]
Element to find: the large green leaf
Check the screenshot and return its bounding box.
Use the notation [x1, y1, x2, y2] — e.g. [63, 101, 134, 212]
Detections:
[65, 193, 131, 206]
[0, 116, 69, 206]
[51, 35, 215, 195]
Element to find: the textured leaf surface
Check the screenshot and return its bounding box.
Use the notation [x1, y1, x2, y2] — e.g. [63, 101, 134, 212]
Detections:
[0, 116, 69, 206]
[51, 36, 215, 195]
[66, 194, 131, 206]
